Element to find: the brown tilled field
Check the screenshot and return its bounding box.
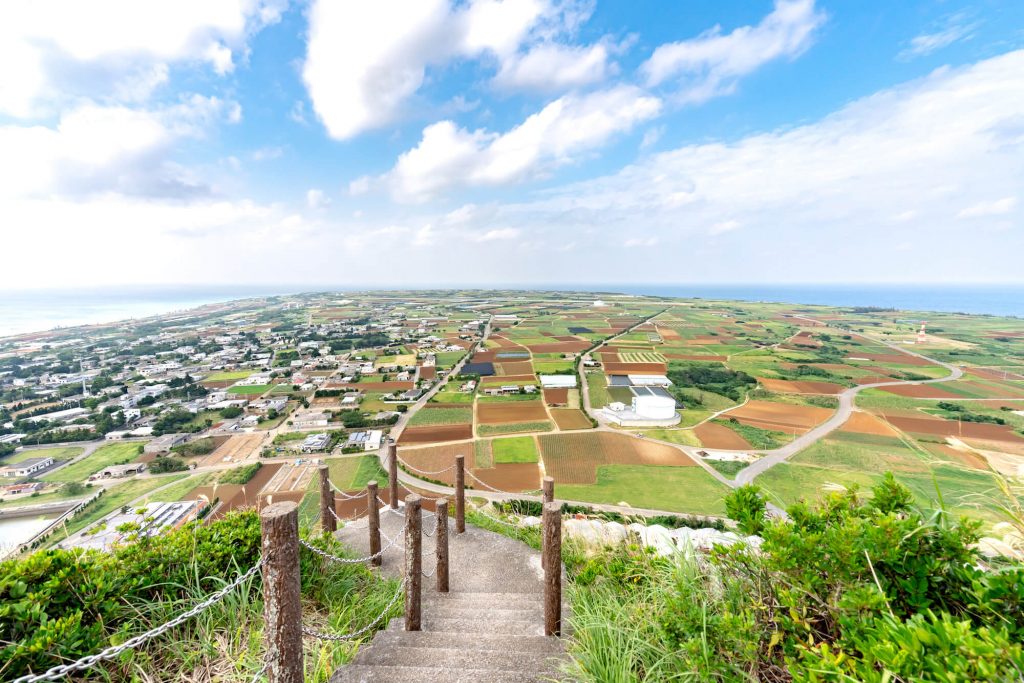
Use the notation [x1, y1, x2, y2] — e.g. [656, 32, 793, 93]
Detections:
[471, 351, 497, 363]
[850, 353, 934, 367]
[398, 442, 541, 491]
[883, 415, 1024, 442]
[550, 409, 592, 430]
[495, 361, 535, 376]
[878, 384, 962, 398]
[664, 354, 729, 362]
[480, 374, 537, 384]
[341, 381, 414, 391]
[543, 388, 569, 405]
[477, 401, 549, 424]
[525, 341, 591, 354]
[723, 400, 833, 432]
[695, 422, 752, 450]
[398, 424, 474, 445]
[758, 378, 844, 395]
[840, 411, 900, 436]
[538, 431, 695, 484]
[199, 434, 264, 467]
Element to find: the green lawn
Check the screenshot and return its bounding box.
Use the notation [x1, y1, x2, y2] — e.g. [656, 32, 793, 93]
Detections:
[227, 384, 270, 396]
[46, 475, 187, 544]
[2, 446, 83, 464]
[0, 483, 96, 510]
[408, 406, 473, 426]
[492, 436, 539, 463]
[558, 465, 730, 516]
[327, 455, 388, 491]
[430, 390, 475, 404]
[204, 370, 253, 382]
[42, 442, 145, 483]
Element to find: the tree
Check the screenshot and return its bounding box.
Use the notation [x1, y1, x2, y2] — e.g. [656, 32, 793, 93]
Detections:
[724, 484, 767, 536]
[220, 406, 243, 419]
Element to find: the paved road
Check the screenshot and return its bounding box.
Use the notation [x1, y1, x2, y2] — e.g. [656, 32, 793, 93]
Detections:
[731, 320, 964, 485]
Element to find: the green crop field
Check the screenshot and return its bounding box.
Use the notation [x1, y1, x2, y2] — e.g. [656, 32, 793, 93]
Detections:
[586, 372, 611, 408]
[492, 436, 539, 463]
[227, 384, 271, 395]
[204, 370, 253, 382]
[408, 406, 473, 426]
[477, 421, 553, 436]
[558, 465, 729, 516]
[42, 442, 145, 483]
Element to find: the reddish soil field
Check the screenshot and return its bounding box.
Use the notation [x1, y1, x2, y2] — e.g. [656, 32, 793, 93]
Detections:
[187, 462, 281, 520]
[525, 341, 591, 354]
[496, 361, 535, 376]
[839, 411, 900, 436]
[969, 367, 1024, 381]
[199, 434, 263, 467]
[921, 443, 989, 470]
[469, 462, 542, 492]
[477, 401, 549, 424]
[398, 424, 474, 444]
[658, 328, 682, 341]
[489, 336, 519, 347]
[543, 388, 569, 405]
[955, 380, 1024, 398]
[759, 378, 844, 395]
[603, 362, 668, 375]
[879, 384, 962, 399]
[419, 366, 436, 380]
[399, 442, 541, 492]
[471, 351, 497, 363]
[340, 381, 415, 391]
[883, 415, 1024, 443]
[553, 335, 582, 342]
[538, 431, 694, 484]
[550, 409, 592, 429]
[854, 375, 897, 385]
[724, 400, 833, 432]
[665, 354, 728, 362]
[695, 423, 752, 450]
[201, 380, 237, 389]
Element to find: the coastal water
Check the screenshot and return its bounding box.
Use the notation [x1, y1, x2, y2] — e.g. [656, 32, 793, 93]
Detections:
[0, 284, 1020, 338]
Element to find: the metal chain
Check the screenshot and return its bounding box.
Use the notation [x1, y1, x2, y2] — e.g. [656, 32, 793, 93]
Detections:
[421, 564, 436, 578]
[398, 458, 456, 477]
[248, 658, 269, 683]
[300, 530, 402, 565]
[301, 578, 406, 642]
[12, 558, 264, 683]
[329, 480, 365, 500]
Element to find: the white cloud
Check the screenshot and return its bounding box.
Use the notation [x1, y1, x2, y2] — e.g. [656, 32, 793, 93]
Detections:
[899, 13, 979, 60]
[957, 197, 1017, 218]
[383, 85, 661, 201]
[623, 237, 658, 247]
[709, 220, 740, 235]
[471, 228, 520, 242]
[641, 0, 824, 103]
[0, 0, 285, 117]
[0, 96, 236, 199]
[306, 188, 330, 209]
[302, 0, 597, 139]
[493, 42, 614, 92]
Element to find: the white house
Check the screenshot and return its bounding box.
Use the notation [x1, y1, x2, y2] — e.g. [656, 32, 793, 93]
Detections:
[540, 375, 577, 389]
[0, 456, 54, 478]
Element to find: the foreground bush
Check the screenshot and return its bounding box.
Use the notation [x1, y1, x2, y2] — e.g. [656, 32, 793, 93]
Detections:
[564, 473, 1024, 682]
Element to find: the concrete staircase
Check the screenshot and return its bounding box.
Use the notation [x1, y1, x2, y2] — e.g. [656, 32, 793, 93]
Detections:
[329, 507, 568, 682]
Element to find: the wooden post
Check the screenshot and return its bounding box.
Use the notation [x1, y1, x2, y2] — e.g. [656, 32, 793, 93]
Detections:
[435, 498, 449, 593]
[454, 454, 465, 534]
[260, 502, 304, 683]
[367, 480, 381, 567]
[404, 494, 422, 631]
[318, 465, 335, 535]
[541, 476, 554, 566]
[388, 439, 399, 510]
[543, 501, 562, 637]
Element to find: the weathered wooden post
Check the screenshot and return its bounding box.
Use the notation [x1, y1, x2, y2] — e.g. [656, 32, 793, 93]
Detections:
[318, 465, 335, 535]
[404, 494, 422, 631]
[454, 454, 465, 534]
[541, 476, 554, 565]
[260, 502, 304, 683]
[367, 480, 382, 567]
[388, 439, 399, 510]
[435, 498, 449, 593]
[543, 501, 562, 637]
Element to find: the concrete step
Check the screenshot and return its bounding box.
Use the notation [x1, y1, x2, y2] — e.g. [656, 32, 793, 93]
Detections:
[387, 616, 545, 636]
[353, 645, 562, 674]
[424, 591, 545, 605]
[366, 629, 564, 655]
[329, 664, 539, 683]
[420, 604, 541, 621]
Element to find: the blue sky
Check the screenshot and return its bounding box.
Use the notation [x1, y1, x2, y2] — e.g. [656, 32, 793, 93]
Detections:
[1, 0, 1022, 289]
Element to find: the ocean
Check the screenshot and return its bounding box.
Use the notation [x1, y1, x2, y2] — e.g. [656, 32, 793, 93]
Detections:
[0, 284, 1020, 338]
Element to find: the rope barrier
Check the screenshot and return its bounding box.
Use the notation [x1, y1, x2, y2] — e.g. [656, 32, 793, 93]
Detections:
[397, 458, 456, 477]
[329, 480, 366, 500]
[12, 558, 264, 683]
[301, 578, 406, 643]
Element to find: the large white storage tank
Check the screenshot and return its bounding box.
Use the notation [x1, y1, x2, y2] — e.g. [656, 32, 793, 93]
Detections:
[631, 395, 676, 420]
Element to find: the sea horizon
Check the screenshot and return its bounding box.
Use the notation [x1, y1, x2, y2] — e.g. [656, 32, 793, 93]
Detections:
[1, 283, 1022, 338]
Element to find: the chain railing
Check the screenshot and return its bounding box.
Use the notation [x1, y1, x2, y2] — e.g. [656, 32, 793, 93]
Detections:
[301, 578, 406, 643]
[12, 558, 264, 683]
[300, 528, 403, 565]
[397, 457, 456, 477]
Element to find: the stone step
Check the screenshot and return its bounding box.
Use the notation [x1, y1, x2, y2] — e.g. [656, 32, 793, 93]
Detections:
[386, 616, 545, 636]
[353, 645, 562, 674]
[424, 591, 546, 604]
[366, 629, 564, 655]
[420, 604, 541, 621]
[329, 664, 539, 683]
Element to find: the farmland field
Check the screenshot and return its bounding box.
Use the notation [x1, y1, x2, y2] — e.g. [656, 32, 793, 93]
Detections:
[477, 421, 553, 435]
[398, 424, 474, 444]
[204, 370, 253, 382]
[42, 442, 144, 482]
[538, 432, 695, 484]
[492, 436, 539, 463]
[408, 406, 473, 426]
[477, 401, 548, 424]
[227, 384, 271, 395]
[557, 465, 729, 516]
[2, 445, 82, 464]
